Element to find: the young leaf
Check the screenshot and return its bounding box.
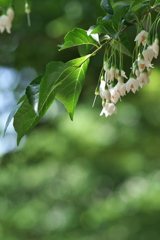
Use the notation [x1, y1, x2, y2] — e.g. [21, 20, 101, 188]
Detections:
[100, 0, 114, 14]
[56, 58, 90, 120]
[60, 28, 99, 51]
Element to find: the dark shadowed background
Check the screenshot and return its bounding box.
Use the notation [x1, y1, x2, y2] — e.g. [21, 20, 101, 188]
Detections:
[0, 0, 160, 240]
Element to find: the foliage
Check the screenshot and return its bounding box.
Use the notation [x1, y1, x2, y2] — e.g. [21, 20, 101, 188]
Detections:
[4, 0, 160, 144]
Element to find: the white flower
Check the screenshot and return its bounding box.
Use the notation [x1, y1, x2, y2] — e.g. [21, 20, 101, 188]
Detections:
[138, 72, 150, 88]
[134, 30, 148, 46]
[110, 67, 115, 80]
[115, 69, 128, 82]
[152, 38, 159, 58]
[147, 68, 151, 76]
[115, 82, 126, 97]
[142, 46, 154, 62]
[135, 69, 140, 77]
[137, 58, 153, 72]
[100, 102, 117, 117]
[0, 14, 11, 33]
[104, 71, 111, 82]
[115, 69, 119, 80]
[7, 8, 14, 22]
[126, 77, 139, 93]
[109, 87, 120, 103]
[121, 70, 128, 79]
[103, 61, 108, 71]
[99, 81, 110, 101]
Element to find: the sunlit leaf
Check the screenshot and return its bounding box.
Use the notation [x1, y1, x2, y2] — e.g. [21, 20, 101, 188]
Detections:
[38, 56, 90, 121]
[38, 61, 67, 115]
[90, 25, 108, 35]
[60, 28, 99, 50]
[26, 75, 44, 115]
[56, 58, 90, 120]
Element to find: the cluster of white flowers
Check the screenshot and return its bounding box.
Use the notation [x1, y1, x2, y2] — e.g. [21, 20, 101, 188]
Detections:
[0, 8, 14, 33]
[99, 30, 159, 118]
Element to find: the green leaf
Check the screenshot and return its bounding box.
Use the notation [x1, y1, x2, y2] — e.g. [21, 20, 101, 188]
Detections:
[125, 2, 150, 23]
[3, 101, 24, 137]
[134, 3, 150, 18]
[154, 0, 160, 5]
[78, 45, 91, 56]
[13, 61, 72, 144]
[26, 75, 44, 115]
[87, 26, 100, 44]
[60, 28, 99, 51]
[112, 4, 130, 30]
[100, 0, 114, 14]
[90, 24, 108, 34]
[13, 95, 43, 145]
[38, 61, 67, 115]
[13, 76, 48, 144]
[38, 56, 90, 120]
[112, 0, 134, 10]
[99, 15, 117, 38]
[56, 58, 90, 120]
[111, 31, 132, 57]
[130, 0, 149, 12]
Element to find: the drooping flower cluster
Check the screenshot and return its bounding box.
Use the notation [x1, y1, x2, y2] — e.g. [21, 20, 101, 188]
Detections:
[0, 8, 14, 33]
[98, 29, 159, 118]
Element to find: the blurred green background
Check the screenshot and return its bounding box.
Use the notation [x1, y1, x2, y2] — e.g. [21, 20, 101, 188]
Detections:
[1, 0, 160, 240]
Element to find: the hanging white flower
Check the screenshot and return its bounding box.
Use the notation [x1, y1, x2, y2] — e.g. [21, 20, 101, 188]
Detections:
[138, 72, 150, 88]
[114, 82, 126, 97]
[110, 66, 115, 80]
[99, 81, 110, 101]
[152, 38, 159, 58]
[104, 70, 111, 82]
[137, 58, 153, 72]
[7, 8, 14, 22]
[100, 102, 117, 117]
[0, 14, 11, 33]
[147, 68, 151, 76]
[126, 77, 139, 93]
[134, 30, 148, 46]
[103, 61, 109, 71]
[142, 46, 154, 62]
[115, 69, 128, 82]
[109, 87, 120, 104]
[135, 68, 140, 78]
